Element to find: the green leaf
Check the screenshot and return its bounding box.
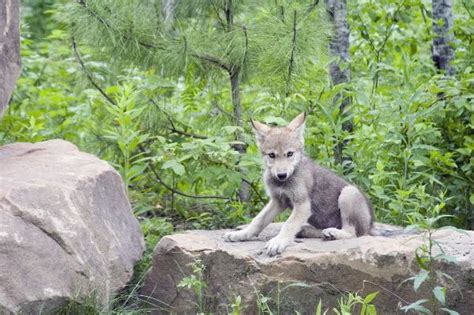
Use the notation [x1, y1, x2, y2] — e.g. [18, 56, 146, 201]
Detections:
[415, 250, 430, 271]
[413, 270, 429, 291]
[428, 215, 454, 226]
[432, 286, 446, 305]
[440, 308, 459, 315]
[438, 226, 469, 235]
[364, 291, 379, 304]
[162, 160, 186, 176]
[400, 299, 431, 314]
[315, 299, 322, 315]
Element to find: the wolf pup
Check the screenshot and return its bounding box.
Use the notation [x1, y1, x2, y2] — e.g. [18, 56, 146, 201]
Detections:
[224, 112, 375, 256]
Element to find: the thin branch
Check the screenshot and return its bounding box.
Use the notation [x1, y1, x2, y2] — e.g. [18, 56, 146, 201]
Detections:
[72, 37, 117, 105]
[33, 63, 48, 86]
[427, 92, 460, 106]
[209, 0, 226, 29]
[279, 5, 285, 22]
[168, 126, 208, 139]
[242, 25, 249, 69]
[369, 1, 405, 95]
[139, 145, 233, 200]
[420, 4, 431, 36]
[461, 0, 473, 19]
[356, 14, 376, 53]
[192, 53, 232, 72]
[225, 0, 233, 31]
[241, 177, 266, 205]
[304, 0, 320, 19]
[362, 280, 410, 305]
[213, 100, 236, 120]
[148, 98, 208, 139]
[286, 10, 298, 96]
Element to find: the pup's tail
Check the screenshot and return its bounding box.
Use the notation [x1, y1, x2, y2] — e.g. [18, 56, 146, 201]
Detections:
[369, 223, 418, 237]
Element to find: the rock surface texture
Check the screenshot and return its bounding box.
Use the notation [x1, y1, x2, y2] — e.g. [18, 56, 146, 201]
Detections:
[0, 140, 144, 314]
[143, 223, 473, 314]
[0, 0, 21, 118]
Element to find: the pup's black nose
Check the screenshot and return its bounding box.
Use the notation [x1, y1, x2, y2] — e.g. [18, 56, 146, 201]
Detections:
[277, 173, 287, 180]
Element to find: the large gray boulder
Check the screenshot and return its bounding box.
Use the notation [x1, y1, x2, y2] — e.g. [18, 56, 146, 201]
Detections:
[142, 223, 473, 314]
[0, 140, 144, 314]
[0, 0, 21, 118]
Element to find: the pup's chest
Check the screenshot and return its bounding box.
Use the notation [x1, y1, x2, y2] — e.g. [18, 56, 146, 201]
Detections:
[268, 183, 308, 206]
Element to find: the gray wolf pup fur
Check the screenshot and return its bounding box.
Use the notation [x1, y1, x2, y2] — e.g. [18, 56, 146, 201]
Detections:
[224, 112, 376, 256]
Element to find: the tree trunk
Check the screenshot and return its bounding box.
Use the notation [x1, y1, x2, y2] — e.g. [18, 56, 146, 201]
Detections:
[432, 0, 454, 75]
[230, 69, 250, 202]
[326, 0, 352, 167]
[226, 0, 249, 201]
[0, 0, 21, 119]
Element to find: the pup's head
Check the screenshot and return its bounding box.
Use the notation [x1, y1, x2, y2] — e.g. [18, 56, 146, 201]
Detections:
[251, 112, 306, 182]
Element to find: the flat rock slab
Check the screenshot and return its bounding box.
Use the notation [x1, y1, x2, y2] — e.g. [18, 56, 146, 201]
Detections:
[142, 223, 473, 314]
[0, 140, 144, 314]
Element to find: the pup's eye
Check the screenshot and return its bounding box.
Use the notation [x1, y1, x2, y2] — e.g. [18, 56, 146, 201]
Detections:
[268, 153, 276, 159]
[287, 151, 294, 157]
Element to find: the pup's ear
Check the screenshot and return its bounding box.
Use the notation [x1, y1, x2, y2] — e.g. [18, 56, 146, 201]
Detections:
[287, 112, 306, 137]
[251, 119, 271, 144]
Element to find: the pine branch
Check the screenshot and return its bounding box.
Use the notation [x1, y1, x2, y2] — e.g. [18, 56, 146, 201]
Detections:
[76, 0, 157, 50]
[192, 53, 232, 72]
[74, 33, 213, 141]
[72, 37, 117, 105]
[279, 5, 285, 22]
[209, 0, 226, 29]
[78, 1, 234, 73]
[225, 0, 233, 31]
[242, 25, 249, 68]
[304, 0, 320, 18]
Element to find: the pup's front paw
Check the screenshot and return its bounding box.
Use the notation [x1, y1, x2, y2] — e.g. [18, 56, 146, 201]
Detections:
[223, 229, 254, 242]
[265, 236, 292, 256]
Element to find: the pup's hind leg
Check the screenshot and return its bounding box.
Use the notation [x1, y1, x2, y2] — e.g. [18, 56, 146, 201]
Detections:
[322, 185, 372, 240]
[297, 224, 323, 238]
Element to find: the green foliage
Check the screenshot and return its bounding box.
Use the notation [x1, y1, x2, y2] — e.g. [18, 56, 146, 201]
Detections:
[332, 291, 378, 315]
[5, 0, 471, 232]
[0, 0, 472, 313]
[400, 206, 463, 315]
[253, 288, 378, 315]
[58, 0, 329, 91]
[230, 295, 242, 315]
[177, 259, 207, 313]
[102, 84, 150, 192]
